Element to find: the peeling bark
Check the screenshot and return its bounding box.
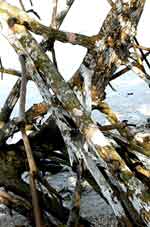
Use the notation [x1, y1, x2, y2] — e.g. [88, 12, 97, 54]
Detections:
[0, 79, 21, 125]
[3, 21, 149, 226]
[0, 1, 150, 226]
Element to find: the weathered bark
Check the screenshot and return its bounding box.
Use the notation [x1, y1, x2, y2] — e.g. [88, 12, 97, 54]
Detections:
[0, 67, 21, 77]
[13, 38, 132, 224]
[3, 19, 149, 225]
[95, 101, 150, 157]
[0, 79, 21, 125]
[0, 123, 92, 226]
[51, 0, 75, 29]
[54, 107, 132, 225]
[0, 102, 48, 146]
[0, 0, 96, 49]
[0, 0, 150, 226]
[70, 0, 146, 101]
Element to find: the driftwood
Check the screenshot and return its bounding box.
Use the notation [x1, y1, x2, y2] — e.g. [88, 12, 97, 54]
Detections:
[0, 0, 150, 226]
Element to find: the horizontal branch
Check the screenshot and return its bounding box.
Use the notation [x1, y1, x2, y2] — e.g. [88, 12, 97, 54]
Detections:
[0, 68, 21, 77]
[0, 0, 97, 49]
[0, 190, 31, 215]
[106, 0, 115, 8]
[45, 28, 97, 49]
[133, 44, 150, 52]
[111, 52, 150, 81]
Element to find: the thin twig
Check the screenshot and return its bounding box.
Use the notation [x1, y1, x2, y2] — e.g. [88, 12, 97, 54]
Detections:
[19, 54, 43, 227]
[56, 0, 75, 28]
[134, 37, 150, 70]
[19, 0, 26, 11]
[106, 0, 115, 8]
[50, 0, 59, 69]
[43, 0, 75, 68]
[0, 191, 31, 210]
[0, 57, 4, 79]
[29, 0, 33, 7]
[26, 9, 41, 20]
[97, 122, 136, 132]
[133, 43, 150, 52]
[50, 0, 58, 28]
[37, 174, 62, 201]
[67, 161, 82, 227]
[132, 44, 150, 83]
[111, 52, 150, 81]
[0, 68, 21, 77]
[29, 172, 43, 227]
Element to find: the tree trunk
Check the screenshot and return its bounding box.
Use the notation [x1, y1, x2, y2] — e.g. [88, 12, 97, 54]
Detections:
[0, 0, 149, 226]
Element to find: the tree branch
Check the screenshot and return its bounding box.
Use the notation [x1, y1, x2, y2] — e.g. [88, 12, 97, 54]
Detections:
[7, 24, 149, 226]
[133, 37, 150, 70]
[106, 0, 115, 8]
[0, 0, 96, 48]
[19, 0, 26, 11]
[50, 0, 58, 28]
[54, 0, 75, 28]
[0, 79, 21, 124]
[0, 68, 21, 77]
[19, 54, 43, 227]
